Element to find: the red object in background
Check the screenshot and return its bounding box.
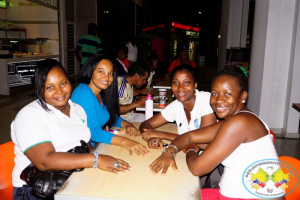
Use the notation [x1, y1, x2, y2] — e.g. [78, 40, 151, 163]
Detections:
[143, 22, 200, 32]
[0, 141, 14, 200]
[171, 21, 200, 32]
[143, 23, 165, 32]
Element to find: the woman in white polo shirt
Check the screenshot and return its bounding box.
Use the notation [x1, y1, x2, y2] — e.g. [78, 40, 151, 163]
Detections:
[140, 64, 217, 149]
[11, 59, 131, 200]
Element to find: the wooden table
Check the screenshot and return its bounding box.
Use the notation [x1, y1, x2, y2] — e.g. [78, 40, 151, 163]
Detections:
[55, 123, 200, 200]
[153, 80, 171, 89]
[292, 103, 300, 113]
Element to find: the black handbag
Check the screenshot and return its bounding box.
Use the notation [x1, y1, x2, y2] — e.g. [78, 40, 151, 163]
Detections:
[20, 140, 90, 199]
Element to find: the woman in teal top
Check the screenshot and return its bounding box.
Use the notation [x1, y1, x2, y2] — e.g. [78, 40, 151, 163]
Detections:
[72, 54, 149, 156]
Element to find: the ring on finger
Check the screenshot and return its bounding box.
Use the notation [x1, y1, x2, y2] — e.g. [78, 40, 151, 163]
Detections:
[153, 140, 158, 144]
[113, 161, 120, 168]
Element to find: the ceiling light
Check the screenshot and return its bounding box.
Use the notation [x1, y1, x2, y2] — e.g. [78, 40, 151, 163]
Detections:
[198, 12, 202, 14]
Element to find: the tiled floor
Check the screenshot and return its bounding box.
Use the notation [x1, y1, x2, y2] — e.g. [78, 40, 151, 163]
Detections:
[0, 81, 299, 161]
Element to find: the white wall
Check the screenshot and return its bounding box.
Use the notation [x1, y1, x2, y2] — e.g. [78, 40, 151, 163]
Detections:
[6, 0, 58, 39]
[248, 0, 299, 137]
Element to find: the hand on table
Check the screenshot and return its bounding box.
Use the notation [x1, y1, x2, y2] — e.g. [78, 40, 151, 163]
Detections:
[122, 138, 150, 157]
[98, 155, 132, 174]
[142, 129, 163, 141]
[149, 152, 178, 176]
[126, 124, 141, 137]
[147, 137, 164, 150]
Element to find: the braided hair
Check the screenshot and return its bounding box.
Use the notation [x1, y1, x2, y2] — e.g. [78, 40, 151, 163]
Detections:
[213, 62, 249, 93]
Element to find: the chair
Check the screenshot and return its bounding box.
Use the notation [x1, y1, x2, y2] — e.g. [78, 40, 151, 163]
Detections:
[201, 188, 219, 200]
[278, 156, 300, 200]
[0, 141, 14, 200]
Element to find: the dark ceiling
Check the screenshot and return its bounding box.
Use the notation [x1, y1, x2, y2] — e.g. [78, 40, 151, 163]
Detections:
[141, 0, 221, 27]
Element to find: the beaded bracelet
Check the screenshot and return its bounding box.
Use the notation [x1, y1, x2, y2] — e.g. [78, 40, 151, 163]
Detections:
[185, 148, 197, 154]
[183, 145, 196, 153]
[162, 150, 176, 159]
[93, 152, 99, 168]
[166, 144, 178, 154]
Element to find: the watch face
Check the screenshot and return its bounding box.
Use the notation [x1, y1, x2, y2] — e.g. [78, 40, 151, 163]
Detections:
[194, 118, 200, 129]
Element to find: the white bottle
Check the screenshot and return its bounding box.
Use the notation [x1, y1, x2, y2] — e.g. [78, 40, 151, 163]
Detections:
[145, 94, 153, 120]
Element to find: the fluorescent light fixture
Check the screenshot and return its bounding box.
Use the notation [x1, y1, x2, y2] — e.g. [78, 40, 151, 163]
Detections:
[10, 41, 18, 43]
[104, 11, 109, 13]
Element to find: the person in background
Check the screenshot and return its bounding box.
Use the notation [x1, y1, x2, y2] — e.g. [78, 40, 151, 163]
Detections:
[71, 55, 150, 157]
[11, 59, 131, 200]
[164, 49, 197, 81]
[148, 63, 282, 200]
[114, 45, 129, 76]
[140, 65, 216, 149]
[168, 49, 196, 73]
[145, 55, 165, 89]
[118, 61, 150, 122]
[75, 23, 102, 69]
[126, 35, 138, 67]
[151, 27, 164, 63]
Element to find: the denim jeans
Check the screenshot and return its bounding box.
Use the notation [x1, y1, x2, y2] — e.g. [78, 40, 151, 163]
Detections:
[13, 185, 47, 200]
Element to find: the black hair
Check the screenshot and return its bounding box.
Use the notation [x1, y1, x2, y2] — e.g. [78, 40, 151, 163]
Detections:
[148, 54, 159, 63]
[88, 23, 97, 35]
[144, 59, 153, 68]
[213, 61, 249, 92]
[170, 64, 198, 84]
[127, 61, 150, 78]
[179, 49, 188, 54]
[116, 45, 128, 57]
[35, 59, 68, 112]
[78, 54, 119, 127]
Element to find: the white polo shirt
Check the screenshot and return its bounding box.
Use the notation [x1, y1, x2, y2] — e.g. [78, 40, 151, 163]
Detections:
[11, 99, 91, 187]
[147, 70, 155, 89]
[126, 42, 138, 62]
[161, 90, 213, 135]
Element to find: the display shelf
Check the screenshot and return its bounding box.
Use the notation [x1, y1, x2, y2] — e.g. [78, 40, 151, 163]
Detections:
[0, 28, 27, 39]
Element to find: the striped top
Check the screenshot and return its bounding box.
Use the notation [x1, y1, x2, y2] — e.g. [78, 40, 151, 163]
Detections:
[77, 35, 102, 66]
[117, 75, 133, 119]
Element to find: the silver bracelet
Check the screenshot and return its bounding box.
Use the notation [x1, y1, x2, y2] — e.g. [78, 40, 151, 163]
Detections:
[166, 144, 178, 154]
[185, 149, 197, 154]
[93, 152, 99, 168]
[162, 150, 176, 159]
